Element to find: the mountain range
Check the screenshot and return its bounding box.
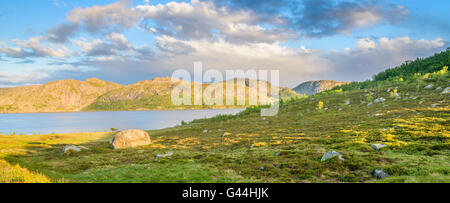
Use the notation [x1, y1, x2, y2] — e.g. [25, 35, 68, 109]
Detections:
[0, 77, 299, 113]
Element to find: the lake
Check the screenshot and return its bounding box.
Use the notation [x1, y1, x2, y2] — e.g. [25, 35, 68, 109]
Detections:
[0, 109, 244, 135]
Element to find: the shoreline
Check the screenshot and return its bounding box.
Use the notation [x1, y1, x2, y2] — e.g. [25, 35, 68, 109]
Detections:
[0, 106, 248, 115]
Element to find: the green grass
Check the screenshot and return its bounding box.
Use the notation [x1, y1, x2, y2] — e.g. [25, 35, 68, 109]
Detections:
[0, 70, 448, 183]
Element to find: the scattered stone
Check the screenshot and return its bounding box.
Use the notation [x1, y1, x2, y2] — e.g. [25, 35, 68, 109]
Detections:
[367, 102, 373, 107]
[218, 129, 223, 132]
[203, 130, 208, 133]
[374, 97, 386, 103]
[436, 86, 442, 90]
[321, 151, 344, 162]
[156, 151, 174, 159]
[111, 129, 152, 149]
[259, 166, 265, 170]
[374, 169, 389, 179]
[62, 145, 83, 154]
[371, 144, 387, 151]
[345, 99, 350, 105]
[338, 108, 343, 111]
[323, 108, 329, 111]
[431, 104, 437, 107]
[424, 84, 434, 89]
[441, 87, 450, 94]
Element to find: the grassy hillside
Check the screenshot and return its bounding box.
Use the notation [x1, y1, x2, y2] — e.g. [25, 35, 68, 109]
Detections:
[335, 49, 450, 91]
[0, 77, 299, 113]
[0, 66, 448, 183]
[0, 78, 123, 113]
[85, 77, 300, 111]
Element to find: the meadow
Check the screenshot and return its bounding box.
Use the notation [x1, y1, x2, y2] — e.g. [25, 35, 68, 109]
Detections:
[0, 67, 448, 183]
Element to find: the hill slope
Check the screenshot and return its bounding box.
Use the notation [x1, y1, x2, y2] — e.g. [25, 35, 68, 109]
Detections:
[1, 65, 448, 183]
[0, 78, 123, 113]
[85, 78, 300, 111]
[293, 80, 350, 96]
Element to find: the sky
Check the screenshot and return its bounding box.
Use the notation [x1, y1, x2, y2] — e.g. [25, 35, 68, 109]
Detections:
[0, 0, 449, 88]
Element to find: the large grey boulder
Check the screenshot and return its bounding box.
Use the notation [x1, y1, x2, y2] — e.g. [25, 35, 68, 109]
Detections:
[321, 151, 344, 161]
[112, 129, 152, 149]
[156, 151, 174, 159]
[424, 84, 434, 89]
[374, 169, 389, 179]
[371, 144, 387, 151]
[62, 145, 84, 154]
[374, 97, 386, 103]
[441, 87, 450, 94]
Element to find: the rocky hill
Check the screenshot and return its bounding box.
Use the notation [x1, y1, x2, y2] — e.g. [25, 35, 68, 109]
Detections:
[0, 77, 299, 113]
[0, 78, 123, 113]
[85, 78, 299, 111]
[293, 80, 350, 96]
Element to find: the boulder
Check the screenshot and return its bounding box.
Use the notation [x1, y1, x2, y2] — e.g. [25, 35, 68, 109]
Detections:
[156, 151, 173, 159]
[441, 87, 450, 94]
[321, 151, 344, 162]
[111, 129, 152, 149]
[371, 144, 387, 151]
[62, 145, 82, 154]
[424, 84, 434, 89]
[374, 97, 386, 103]
[374, 169, 389, 179]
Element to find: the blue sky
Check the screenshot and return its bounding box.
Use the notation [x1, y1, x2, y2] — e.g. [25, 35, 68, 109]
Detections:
[0, 0, 449, 87]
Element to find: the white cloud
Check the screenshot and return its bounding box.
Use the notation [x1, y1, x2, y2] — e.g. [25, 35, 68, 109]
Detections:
[0, 37, 71, 58]
[67, 0, 139, 33]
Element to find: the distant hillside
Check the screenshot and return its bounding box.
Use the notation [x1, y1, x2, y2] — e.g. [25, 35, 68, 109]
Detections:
[0, 78, 123, 113]
[335, 49, 450, 91]
[85, 78, 299, 111]
[293, 80, 350, 96]
[0, 77, 299, 113]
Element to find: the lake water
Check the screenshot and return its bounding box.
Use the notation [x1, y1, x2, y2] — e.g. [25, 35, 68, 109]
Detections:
[0, 109, 244, 135]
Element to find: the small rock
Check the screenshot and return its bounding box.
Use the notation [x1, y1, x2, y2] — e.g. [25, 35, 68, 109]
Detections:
[436, 86, 442, 90]
[345, 100, 350, 105]
[156, 152, 174, 159]
[371, 144, 387, 151]
[323, 108, 329, 111]
[338, 108, 343, 111]
[441, 87, 450, 94]
[321, 151, 344, 162]
[411, 97, 418, 100]
[374, 97, 386, 103]
[424, 84, 434, 89]
[382, 105, 389, 108]
[203, 130, 208, 133]
[62, 145, 82, 154]
[259, 166, 265, 170]
[218, 129, 223, 132]
[431, 104, 437, 107]
[274, 152, 281, 157]
[374, 169, 389, 179]
[386, 88, 391, 93]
